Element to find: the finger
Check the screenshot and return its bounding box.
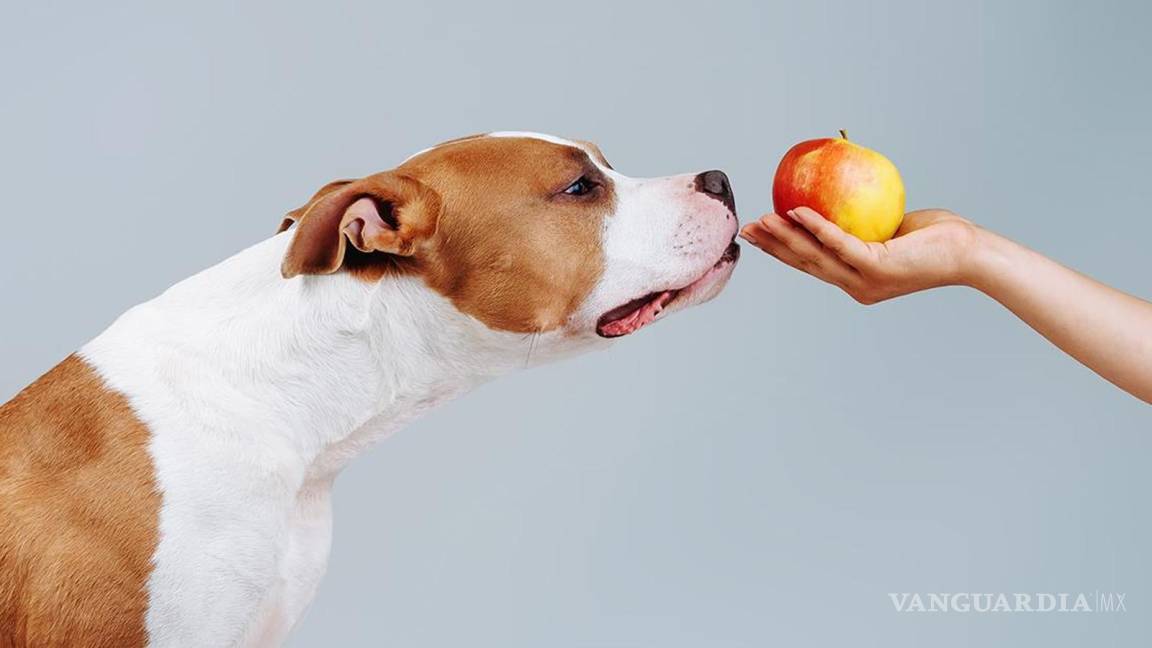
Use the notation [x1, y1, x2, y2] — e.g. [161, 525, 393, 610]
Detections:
[757, 213, 861, 281]
[740, 221, 782, 254]
[742, 218, 804, 259]
[786, 207, 873, 267]
[750, 223, 860, 289]
[739, 220, 770, 243]
[747, 227, 812, 268]
[745, 216, 857, 283]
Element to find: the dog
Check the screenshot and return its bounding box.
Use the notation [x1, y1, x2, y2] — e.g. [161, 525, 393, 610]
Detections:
[0, 132, 739, 647]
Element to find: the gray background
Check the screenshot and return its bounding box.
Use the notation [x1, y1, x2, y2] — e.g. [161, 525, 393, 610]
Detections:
[1, 0, 1149, 646]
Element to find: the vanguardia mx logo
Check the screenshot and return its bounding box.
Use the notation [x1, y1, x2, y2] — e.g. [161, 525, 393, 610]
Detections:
[888, 591, 1127, 613]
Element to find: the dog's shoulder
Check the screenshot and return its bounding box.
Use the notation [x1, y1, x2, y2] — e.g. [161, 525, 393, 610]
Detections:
[0, 355, 159, 647]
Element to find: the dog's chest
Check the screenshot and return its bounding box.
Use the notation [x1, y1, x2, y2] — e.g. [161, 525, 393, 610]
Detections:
[242, 485, 336, 646]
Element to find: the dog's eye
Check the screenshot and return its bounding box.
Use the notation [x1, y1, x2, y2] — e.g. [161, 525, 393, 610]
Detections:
[563, 176, 597, 196]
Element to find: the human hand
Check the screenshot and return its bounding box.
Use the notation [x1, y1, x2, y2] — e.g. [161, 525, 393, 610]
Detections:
[739, 207, 980, 304]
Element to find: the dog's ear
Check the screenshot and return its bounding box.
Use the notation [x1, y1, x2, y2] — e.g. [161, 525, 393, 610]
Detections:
[280, 172, 441, 279]
[278, 179, 354, 234]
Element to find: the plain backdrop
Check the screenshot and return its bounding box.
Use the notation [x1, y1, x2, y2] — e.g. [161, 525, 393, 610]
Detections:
[2, 1, 1150, 646]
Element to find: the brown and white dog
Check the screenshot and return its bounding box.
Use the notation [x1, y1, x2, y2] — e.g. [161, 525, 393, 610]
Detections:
[0, 132, 739, 647]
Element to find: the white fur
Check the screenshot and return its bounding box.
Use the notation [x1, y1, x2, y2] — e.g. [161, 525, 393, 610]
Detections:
[77, 132, 736, 646]
[82, 234, 595, 646]
[578, 171, 738, 327]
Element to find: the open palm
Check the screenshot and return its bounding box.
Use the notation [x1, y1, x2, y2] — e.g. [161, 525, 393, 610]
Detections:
[740, 206, 979, 304]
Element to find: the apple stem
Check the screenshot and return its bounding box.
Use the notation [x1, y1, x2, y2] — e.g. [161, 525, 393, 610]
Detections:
[839, 129, 849, 140]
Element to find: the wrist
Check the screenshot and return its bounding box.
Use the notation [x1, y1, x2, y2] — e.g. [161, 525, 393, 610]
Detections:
[958, 226, 1017, 293]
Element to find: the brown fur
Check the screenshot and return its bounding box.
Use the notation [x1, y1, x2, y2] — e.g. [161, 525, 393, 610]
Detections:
[575, 139, 613, 169]
[285, 136, 614, 334]
[280, 173, 442, 278]
[0, 356, 159, 648]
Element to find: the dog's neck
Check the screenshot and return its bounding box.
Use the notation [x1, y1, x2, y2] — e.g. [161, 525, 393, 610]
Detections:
[81, 233, 554, 486]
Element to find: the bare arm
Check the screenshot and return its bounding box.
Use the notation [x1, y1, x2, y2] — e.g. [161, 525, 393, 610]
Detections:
[741, 207, 1152, 404]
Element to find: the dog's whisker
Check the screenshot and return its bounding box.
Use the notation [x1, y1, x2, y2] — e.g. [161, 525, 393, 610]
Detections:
[524, 329, 541, 367]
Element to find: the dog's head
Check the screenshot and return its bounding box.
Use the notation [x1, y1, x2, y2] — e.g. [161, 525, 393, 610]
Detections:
[280, 132, 739, 351]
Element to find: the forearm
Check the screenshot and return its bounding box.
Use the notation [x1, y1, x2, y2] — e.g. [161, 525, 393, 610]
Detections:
[963, 228, 1152, 403]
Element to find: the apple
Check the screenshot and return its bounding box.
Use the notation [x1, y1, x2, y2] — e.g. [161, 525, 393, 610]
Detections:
[772, 130, 905, 242]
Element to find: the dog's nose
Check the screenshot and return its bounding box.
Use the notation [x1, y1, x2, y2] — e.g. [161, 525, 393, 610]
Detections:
[694, 170, 735, 213]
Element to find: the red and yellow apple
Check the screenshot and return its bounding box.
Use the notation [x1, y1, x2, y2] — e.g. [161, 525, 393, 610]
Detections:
[772, 131, 905, 242]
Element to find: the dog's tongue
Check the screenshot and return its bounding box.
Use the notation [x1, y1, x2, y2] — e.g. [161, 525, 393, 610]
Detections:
[596, 290, 677, 338]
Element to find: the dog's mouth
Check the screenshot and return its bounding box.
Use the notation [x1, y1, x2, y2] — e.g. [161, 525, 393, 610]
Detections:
[595, 242, 740, 338]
